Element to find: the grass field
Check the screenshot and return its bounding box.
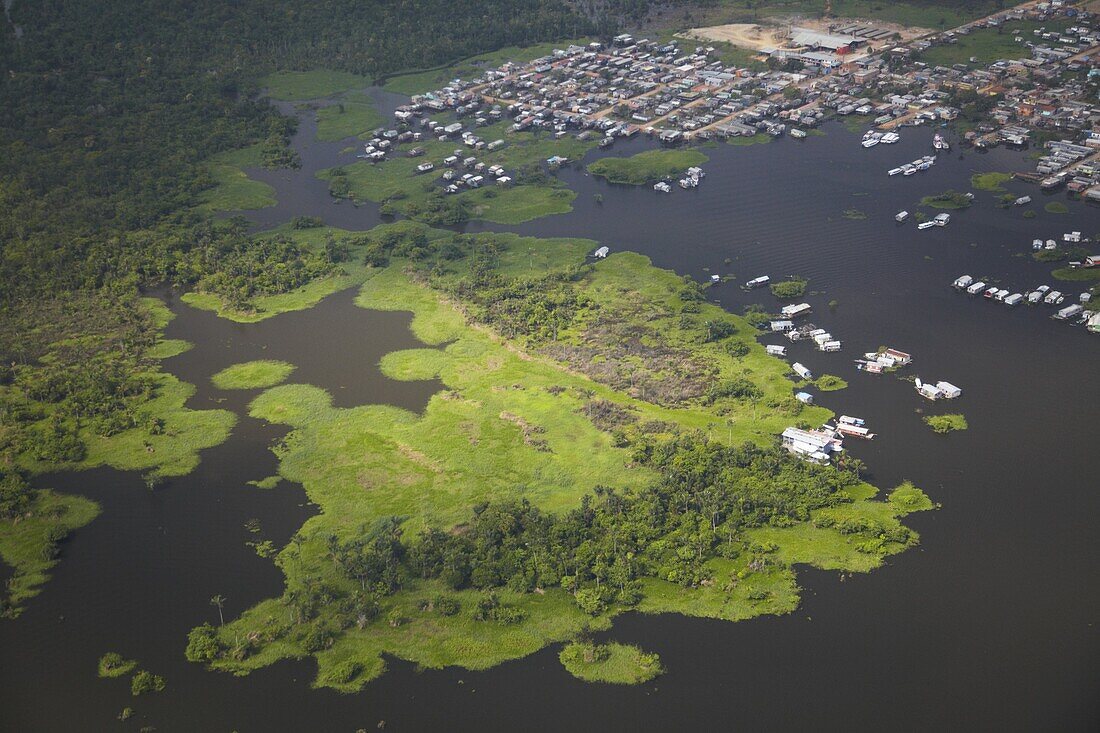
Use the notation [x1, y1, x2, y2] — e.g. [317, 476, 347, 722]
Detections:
[924, 413, 968, 433]
[0, 490, 100, 616]
[315, 92, 385, 142]
[588, 149, 709, 185]
[262, 70, 372, 101]
[212, 360, 297, 390]
[971, 171, 1012, 192]
[194, 227, 934, 690]
[196, 144, 276, 213]
[1052, 267, 1100, 282]
[919, 19, 1072, 68]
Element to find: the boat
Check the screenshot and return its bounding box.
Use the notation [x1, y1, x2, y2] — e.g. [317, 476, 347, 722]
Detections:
[792, 362, 813, 380]
[745, 275, 771, 289]
[1044, 291, 1064, 305]
[983, 286, 998, 299]
[994, 289, 1010, 301]
[888, 167, 903, 176]
[966, 281, 987, 295]
[882, 132, 900, 144]
[934, 213, 951, 226]
[653, 181, 671, 193]
[1045, 240, 1057, 250]
[902, 164, 917, 176]
[896, 210, 909, 222]
[954, 275, 973, 288]
[1004, 293, 1023, 306]
[1027, 290, 1043, 304]
[765, 344, 787, 356]
[933, 132, 950, 150]
[836, 423, 875, 439]
[917, 220, 936, 230]
[1055, 304, 1084, 320]
[1032, 239, 1044, 250]
[856, 360, 883, 374]
[838, 416, 865, 426]
[862, 137, 879, 148]
[790, 128, 807, 139]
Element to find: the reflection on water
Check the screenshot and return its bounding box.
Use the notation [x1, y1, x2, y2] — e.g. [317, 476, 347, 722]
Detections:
[2, 102, 1098, 732]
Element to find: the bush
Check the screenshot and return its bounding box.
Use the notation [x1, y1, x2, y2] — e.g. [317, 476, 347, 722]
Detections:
[97, 652, 137, 678]
[769, 278, 807, 299]
[130, 670, 166, 696]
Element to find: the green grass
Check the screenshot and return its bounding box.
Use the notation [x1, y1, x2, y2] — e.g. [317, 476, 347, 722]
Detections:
[320, 130, 593, 224]
[725, 133, 773, 146]
[971, 171, 1011, 192]
[0, 490, 100, 615]
[247, 475, 282, 489]
[888, 482, 935, 514]
[1052, 267, 1100, 282]
[919, 19, 1072, 68]
[262, 70, 372, 101]
[559, 642, 663, 684]
[815, 374, 848, 391]
[315, 92, 385, 142]
[196, 145, 276, 213]
[587, 149, 708, 185]
[146, 339, 193, 359]
[466, 186, 576, 223]
[212, 360, 297, 390]
[843, 208, 868, 220]
[769, 277, 807, 299]
[198, 230, 931, 690]
[923, 413, 968, 434]
[382, 40, 589, 96]
[1044, 201, 1069, 214]
[98, 653, 138, 679]
[920, 190, 972, 209]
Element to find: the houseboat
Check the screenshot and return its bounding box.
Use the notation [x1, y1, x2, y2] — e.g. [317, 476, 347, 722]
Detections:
[745, 275, 771, 289]
[792, 362, 813, 380]
[896, 210, 909, 222]
[954, 275, 974, 289]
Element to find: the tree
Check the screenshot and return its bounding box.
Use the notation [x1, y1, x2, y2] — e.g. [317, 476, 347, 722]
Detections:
[210, 594, 226, 626]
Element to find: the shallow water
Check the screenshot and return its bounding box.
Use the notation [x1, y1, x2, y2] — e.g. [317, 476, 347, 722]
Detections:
[2, 102, 1098, 731]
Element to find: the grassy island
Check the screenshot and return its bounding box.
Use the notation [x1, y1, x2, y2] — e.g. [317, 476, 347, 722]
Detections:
[559, 642, 663, 684]
[920, 190, 972, 209]
[970, 172, 1011, 192]
[769, 277, 808, 299]
[212, 361, 297, 390]
[181, 223, 935, 691]
[587, 149, 708, 185]
[923, 413, 968, 434]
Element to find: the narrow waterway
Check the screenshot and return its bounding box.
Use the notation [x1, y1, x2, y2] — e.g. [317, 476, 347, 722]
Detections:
[2, 93, 1097, 731]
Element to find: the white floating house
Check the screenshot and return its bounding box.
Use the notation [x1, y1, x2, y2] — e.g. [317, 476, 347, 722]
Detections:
[745, 275, 771, 289]
[792, 362, 813, 380]
[770, 320, 794, 332]
[593, 246, 610, 259]
[781, 427, 843, 464]
[936, 381, 962, 399]
[781, 303, 812, 318]
[765, 344, 787, 356]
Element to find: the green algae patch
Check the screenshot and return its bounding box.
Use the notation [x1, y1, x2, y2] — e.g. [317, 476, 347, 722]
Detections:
[212, 360, 296, 390]
[559, 642, 663, 685]
[1044, 201, 1069, 214]
[588, 149, 708, 185]
[97, 653, 138, 679]
[146, 339, 192, 360]
[247, 475, 283, 490]
[971, 171, 1011, 192]
[888, 482, 935, 514]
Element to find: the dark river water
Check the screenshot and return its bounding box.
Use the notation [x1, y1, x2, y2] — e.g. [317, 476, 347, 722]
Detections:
[2, 92, 1098, 732]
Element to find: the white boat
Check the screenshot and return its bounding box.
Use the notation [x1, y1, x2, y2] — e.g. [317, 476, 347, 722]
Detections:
[1055, 304, 1084, 320]
[902, 164, 917, 176]
[1027, 291, 1043, 304]
[954, 275, 973, 288]
[1032, 239, 1044, 250]
[862, 137, 879, 148]
[934, 213, 951, 226]
[966, 281, 987, 295]
[792, 362, 813, 380]
[896, 210, 909, 222]
[918, 221, 936, 230]
[765, 344, 787, 356]
[933, 133, 950, 150]
[653, 181, 671, 193]
[745, 275, 771, 289]
[1004, 293, 1023, 306]
[790, 128, 807, 139]
[836, 423, 875, 439]
[888, 167, 904, 176]
[983, 286, 998, 299]
[994, 289, 1010, 301]
[856, 360, 883, 374]
[1045, 239, 1057, 250]
[882, 132, 900, 144]
[1044, 291, 1064, 305]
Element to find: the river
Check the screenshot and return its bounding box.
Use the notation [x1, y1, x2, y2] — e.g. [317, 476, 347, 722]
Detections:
[1, 92, 1097, 731]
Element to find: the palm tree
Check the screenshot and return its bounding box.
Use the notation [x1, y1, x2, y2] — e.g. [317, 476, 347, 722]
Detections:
[210, 594, 226, 626]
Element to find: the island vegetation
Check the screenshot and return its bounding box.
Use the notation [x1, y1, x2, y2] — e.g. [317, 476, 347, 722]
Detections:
[921, 190, 972, 209]
[587, 149, 708, 185]
[212, 361, 297, 391]
[970, 171, 1011, 192]
[923, 413, 968, 434]
[769, 277, 808, 299]
[176, 223, 934, 691]
[559, 641, 663, 684]
[97, 653, 138, 679]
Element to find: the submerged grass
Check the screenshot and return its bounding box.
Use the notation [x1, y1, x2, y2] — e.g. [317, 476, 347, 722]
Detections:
[262, 70, 372, 101]
[923, 413, 968, 434]
[588, 149, 708, 185]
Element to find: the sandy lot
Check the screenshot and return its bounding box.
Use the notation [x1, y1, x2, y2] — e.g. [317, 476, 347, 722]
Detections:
[682, 23, 787, 51]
